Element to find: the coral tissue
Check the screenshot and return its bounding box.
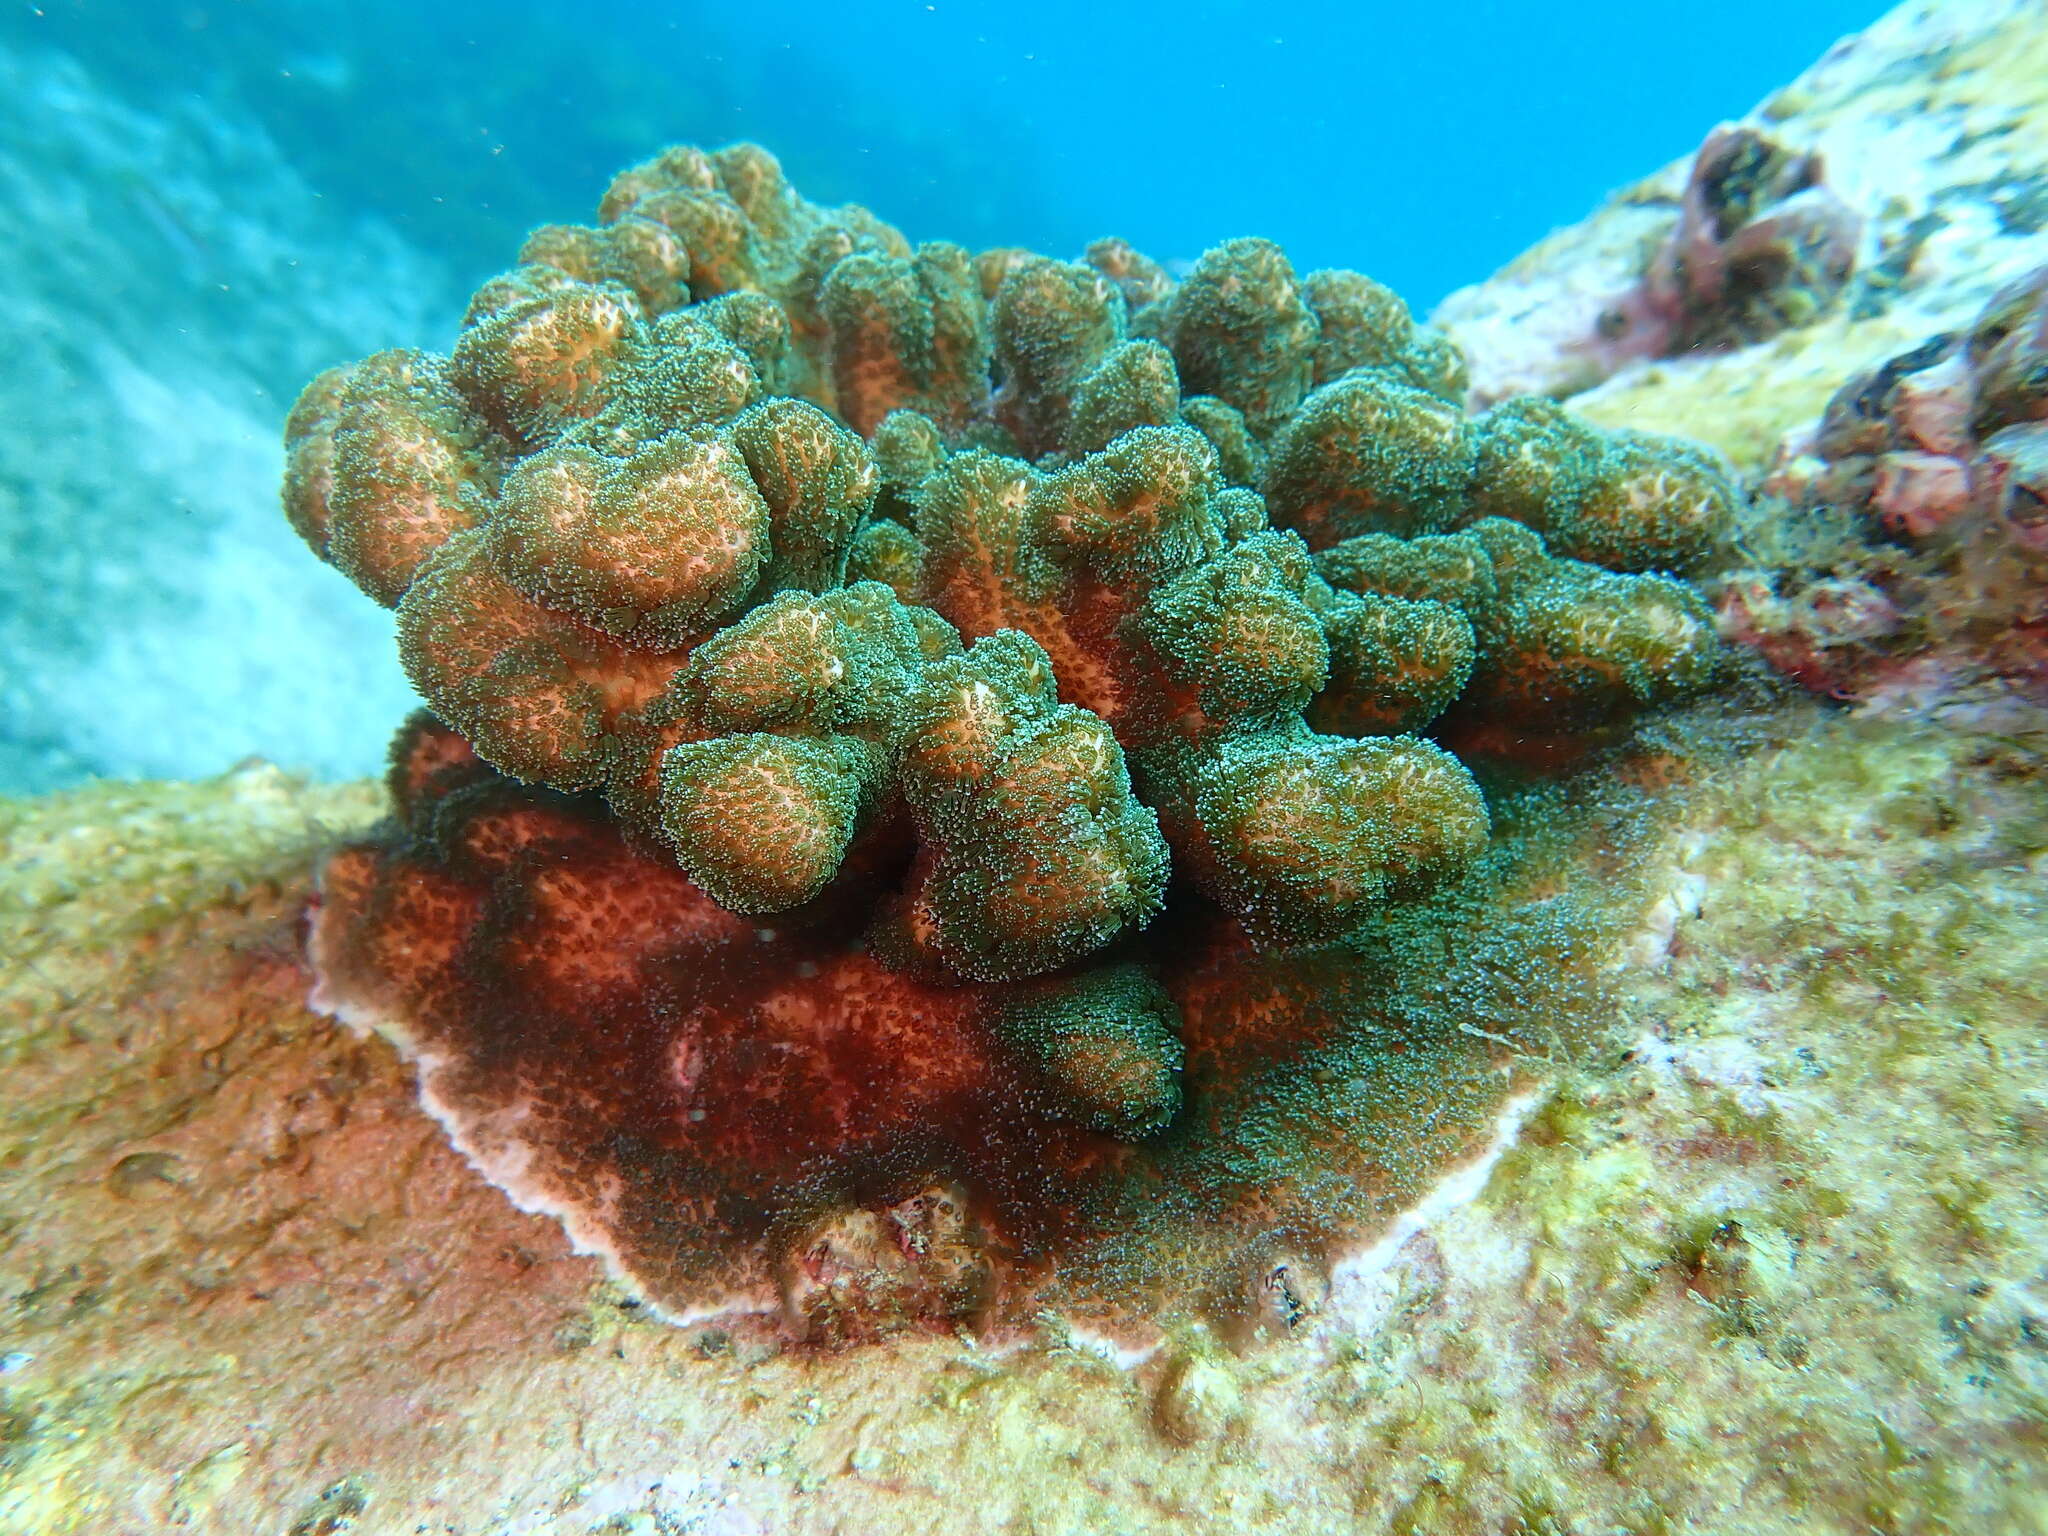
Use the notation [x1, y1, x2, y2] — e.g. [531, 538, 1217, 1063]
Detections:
[285, 143, 1739, 1340]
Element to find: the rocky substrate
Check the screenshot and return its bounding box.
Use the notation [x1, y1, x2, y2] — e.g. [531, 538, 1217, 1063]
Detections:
[2, 708, 2044, 1535]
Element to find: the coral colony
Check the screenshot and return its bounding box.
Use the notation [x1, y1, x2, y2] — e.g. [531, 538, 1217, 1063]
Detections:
[284, 144, 1740, 1342]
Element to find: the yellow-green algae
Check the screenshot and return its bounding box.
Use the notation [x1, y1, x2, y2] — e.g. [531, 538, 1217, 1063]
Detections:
[3, 705, 2046, 1533]
[1574, 311, 1964, 479]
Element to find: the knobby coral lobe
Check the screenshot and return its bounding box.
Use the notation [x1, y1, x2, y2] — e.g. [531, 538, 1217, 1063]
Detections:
[284, 141, 1744, 1342]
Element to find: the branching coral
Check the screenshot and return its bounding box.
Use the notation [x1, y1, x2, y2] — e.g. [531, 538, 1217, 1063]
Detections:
[287, 142, 1739, 1340]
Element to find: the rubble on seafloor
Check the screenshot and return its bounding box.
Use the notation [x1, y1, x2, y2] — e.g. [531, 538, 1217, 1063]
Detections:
[1715, 265, 2048, 724]
[4, 0, 2048, 1531]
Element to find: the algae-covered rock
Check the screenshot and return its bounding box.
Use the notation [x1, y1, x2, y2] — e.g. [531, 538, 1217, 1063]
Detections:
[4, 711, 2047, 1533]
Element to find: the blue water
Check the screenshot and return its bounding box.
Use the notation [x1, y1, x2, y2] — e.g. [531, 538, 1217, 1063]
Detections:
[33, 0, 1876, 303]
[707, 0, 1883, 308]
[2, 0, 1880, 791]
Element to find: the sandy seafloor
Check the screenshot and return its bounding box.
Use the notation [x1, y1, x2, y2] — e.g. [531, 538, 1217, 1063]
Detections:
[4, 2, 2048, 1532]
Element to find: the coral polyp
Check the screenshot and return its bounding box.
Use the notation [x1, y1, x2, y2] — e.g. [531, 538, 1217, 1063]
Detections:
[287, 142, 1739, 1339]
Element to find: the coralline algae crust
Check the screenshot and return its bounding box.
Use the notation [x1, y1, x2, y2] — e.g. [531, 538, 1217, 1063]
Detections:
[304, 974, 784, 1328]
[286, 140, 1748, 1340]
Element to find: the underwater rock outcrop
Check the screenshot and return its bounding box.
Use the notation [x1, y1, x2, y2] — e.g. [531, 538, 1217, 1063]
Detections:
[1598, 126, 1862, 371]
[1724, 265, 2048, 709]
[285, 142, 1741, 1337]
[1435, 122, 1864, 407]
